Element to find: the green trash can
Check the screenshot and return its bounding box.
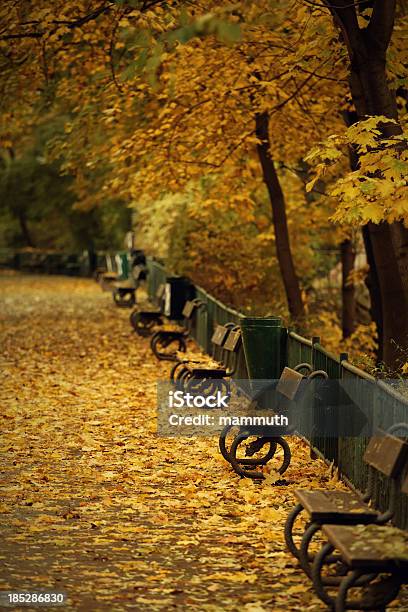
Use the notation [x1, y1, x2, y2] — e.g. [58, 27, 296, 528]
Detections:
[240, 316, 282, 381]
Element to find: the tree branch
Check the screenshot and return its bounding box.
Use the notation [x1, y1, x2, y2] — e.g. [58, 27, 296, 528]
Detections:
[367, 0, 396, 51]
[0, 3, 113, 41]
[324, 0, 362, 58]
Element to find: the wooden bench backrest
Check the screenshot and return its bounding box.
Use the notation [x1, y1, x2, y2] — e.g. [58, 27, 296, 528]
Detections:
[276, 367, 305, 401]
[363, 433, 407, 478]
[223, 329, 241, 352]
[211, 324, 230, 347]
[181, 300, 197, 319]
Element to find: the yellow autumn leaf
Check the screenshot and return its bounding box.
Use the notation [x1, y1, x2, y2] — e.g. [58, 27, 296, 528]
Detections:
[258, 507, 283, 522]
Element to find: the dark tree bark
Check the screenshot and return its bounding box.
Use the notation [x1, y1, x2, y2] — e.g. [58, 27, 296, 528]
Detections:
[343, 111, 379, 350]
[341, 239, 356, 338]
[362, 225, 384, 359]
[255, 111, 305, 323]
[327, 0, 408, 365]
[17, 210, 34, 247]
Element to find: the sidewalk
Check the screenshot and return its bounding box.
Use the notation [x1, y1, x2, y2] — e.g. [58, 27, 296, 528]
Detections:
[1, 274, 345, 611]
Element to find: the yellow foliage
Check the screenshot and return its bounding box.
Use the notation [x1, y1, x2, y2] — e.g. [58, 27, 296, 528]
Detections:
[308, 310, 377, 365]
[306, 117, 408, 225]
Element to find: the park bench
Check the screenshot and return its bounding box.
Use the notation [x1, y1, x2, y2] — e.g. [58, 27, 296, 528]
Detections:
[111, 250, 148, 308]
[284, 427, 408, 579]
[99, 254, 127, 291]
[219, 364, 328, 480]
[130, 284, 165, 336]
[311, 517, 408, 611]
[130, 276, 194, 336]
[129, 249, 147, 284]
[150, 298, 205, 361]
[169, 323, 241, 396]
[111, 266, 145, 309]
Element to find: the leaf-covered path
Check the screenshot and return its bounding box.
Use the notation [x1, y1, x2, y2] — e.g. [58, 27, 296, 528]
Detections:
[1, 274, 345, 611]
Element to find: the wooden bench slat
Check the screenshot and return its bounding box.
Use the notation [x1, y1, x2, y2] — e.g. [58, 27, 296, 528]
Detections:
[189, 366, 227, 378]
[101, 272, 118, 281]
[223, 329, 241, 352]
[182, 300, 197, 318]
[211, 325, 229, 347]
[363, 433, 407, 478]
[294, 490, 377, 523]
[276, 367, 305, 400]
[322, 524, 408, 570]
[139, 310, 162, 318]
[113, 281, 136, 289]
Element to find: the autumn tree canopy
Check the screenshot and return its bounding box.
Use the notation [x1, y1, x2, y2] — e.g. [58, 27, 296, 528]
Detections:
[1, 0, 407, 366]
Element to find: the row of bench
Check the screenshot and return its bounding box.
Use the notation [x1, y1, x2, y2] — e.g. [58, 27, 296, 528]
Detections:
[98, 275, 408, 611]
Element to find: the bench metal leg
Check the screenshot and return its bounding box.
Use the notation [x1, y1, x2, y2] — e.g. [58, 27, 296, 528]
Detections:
[299, 522, 322, 576]
[130, 311, 162, 336]
[219, 425, 236, 463]
[229, 433, 291, 479]
[312, 542, 337, 608]
[285, 510, 343, 571]
[179, 369, 193, 388]
[113, 290, 135, 308]
[219, 425, 278, 466]
[284, 503, 305, 560]
[170, 361, 189, 384]
[299, 523, 345, 579]
[335, 570, 402, 612]
[151, 333, 186, 361]
[312, 543, 384, 610]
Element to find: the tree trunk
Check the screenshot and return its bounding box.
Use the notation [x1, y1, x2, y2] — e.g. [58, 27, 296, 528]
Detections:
[341, 239, 356, 339]
[366, 221, 407, 364]
[351, 58, 408, 364]
[343, 111, 379, 351]
[255, 111, 305, 323]
[17, 210, 34, 247]
[328, 0, 408, 365]
[362, 225, 383, 360]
